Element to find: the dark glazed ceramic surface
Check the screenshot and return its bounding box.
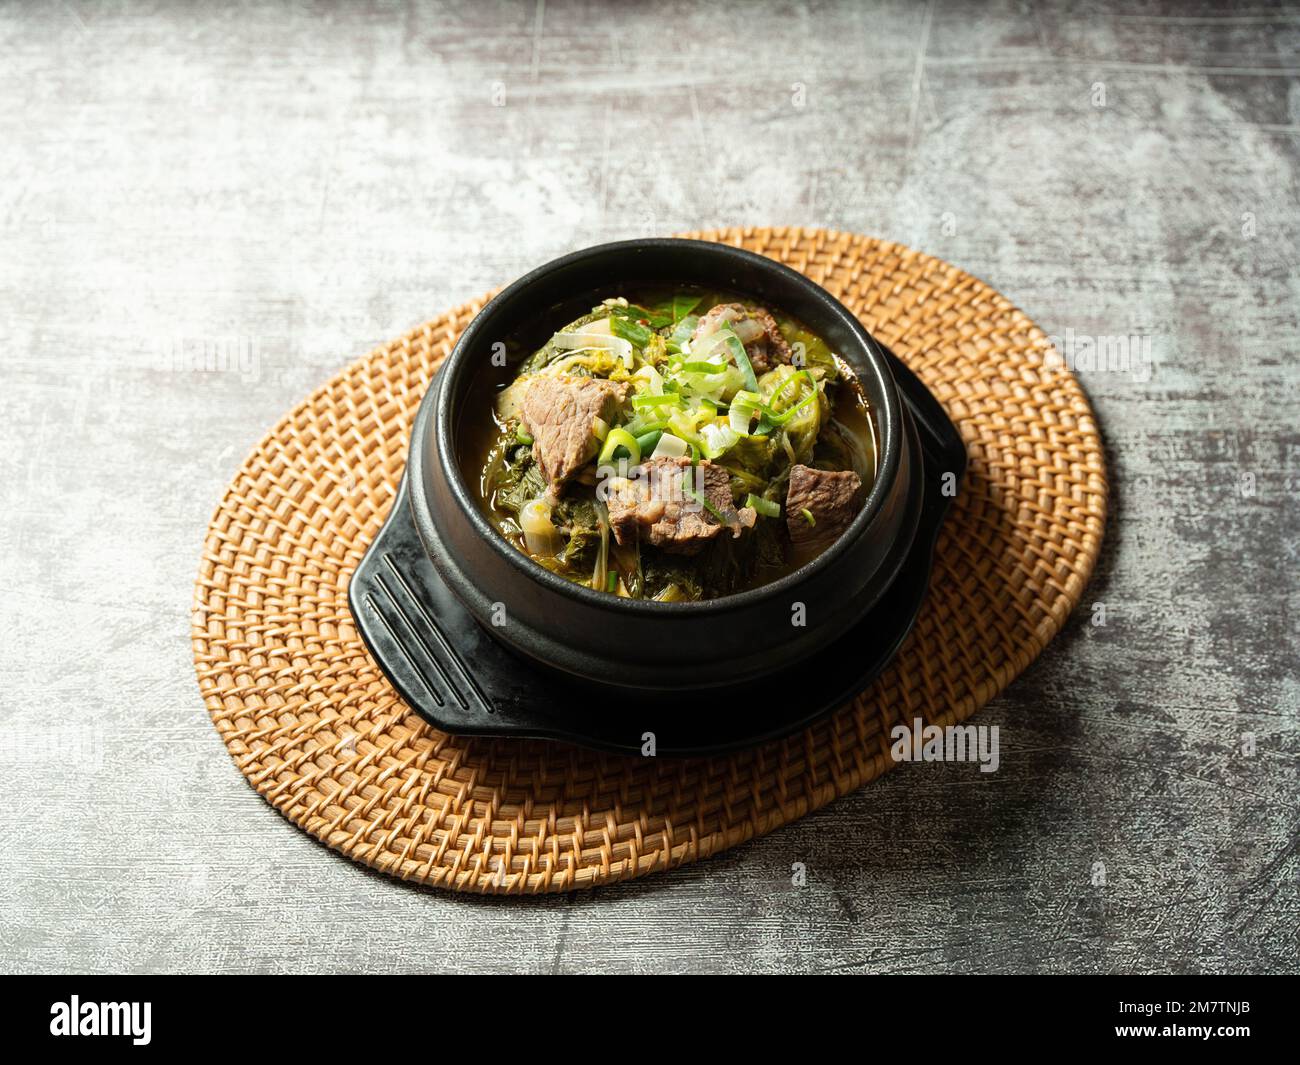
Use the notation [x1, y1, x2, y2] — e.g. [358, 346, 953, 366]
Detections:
[409, 239, 934, 691]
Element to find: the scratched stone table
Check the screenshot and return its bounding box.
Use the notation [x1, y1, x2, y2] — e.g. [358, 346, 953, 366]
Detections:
[0, 1, 1295, 974]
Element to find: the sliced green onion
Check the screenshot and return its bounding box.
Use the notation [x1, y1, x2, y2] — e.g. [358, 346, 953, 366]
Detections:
[607, 571, 619, 593]
[764, 389, 819, 427]
[666, 315, 699, 354]
[515, 425, 534, 445]
[728, 389, 761, 435]
[718, 325, 760, 394]
[631, 393, 683, 409]
[598, 427, 641, 465]
[591, 415, 610, 441]
[634, 429, 663, 455]
[679, 359, 729, 376]
[745, 493, 781, 518]
[685, 330, 725, 361]
[665, 408, 709, 448]
[651, 432, 689, 459]
[801, 507, 816, 525]
[699, 421, 740, 459]
[733, 390, 759, 434]
[632, 363, 665, 395]
[622, 415, 668, 438]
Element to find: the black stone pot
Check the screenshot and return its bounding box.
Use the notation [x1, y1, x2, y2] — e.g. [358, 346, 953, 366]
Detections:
[408, 238, 926, 692]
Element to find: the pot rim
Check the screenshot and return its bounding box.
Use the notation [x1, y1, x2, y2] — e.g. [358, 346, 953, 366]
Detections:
[427, 237, 905, 616]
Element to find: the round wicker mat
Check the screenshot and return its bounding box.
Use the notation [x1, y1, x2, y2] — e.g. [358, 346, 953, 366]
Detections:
[193, 227, 1106, 893]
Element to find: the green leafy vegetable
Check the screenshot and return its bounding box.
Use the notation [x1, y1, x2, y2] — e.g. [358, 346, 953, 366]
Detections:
[478, 288, 875, 600]
[495, 452, 547, 514]
[755, 369, 820, 436]
[522, 309, 609, 372]
[612, 302, 672, 328]
[553, 496, 601, 567]
[671, 293, 703, 323]
[610, 314, 653, 349]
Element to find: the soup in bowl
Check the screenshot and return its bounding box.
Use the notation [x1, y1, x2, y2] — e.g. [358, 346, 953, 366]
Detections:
[408, 239, 925, 691]
[469, 286, 879, 602]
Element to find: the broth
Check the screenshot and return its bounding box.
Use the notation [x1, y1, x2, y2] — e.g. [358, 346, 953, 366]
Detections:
[463, 286, 877, 601]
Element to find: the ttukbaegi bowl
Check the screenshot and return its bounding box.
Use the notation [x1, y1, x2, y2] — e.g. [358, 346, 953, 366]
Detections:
[407, 238, 924, 692]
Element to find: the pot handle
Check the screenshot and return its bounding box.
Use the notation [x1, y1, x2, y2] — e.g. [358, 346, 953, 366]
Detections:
[349, 474, 501, 728]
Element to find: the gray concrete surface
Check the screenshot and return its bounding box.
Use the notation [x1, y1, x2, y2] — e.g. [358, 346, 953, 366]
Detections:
[0, 0, 1296, 974]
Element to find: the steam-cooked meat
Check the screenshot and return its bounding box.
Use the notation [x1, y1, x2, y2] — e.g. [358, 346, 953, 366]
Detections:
[607, 457, 755, 555]
[785, 464, 862, 548]
[691, 302, 792, 374]
[520, 375, 628, 493]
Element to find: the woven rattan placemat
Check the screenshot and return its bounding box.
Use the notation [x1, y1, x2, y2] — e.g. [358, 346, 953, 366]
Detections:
[192, 227, 1106, 893]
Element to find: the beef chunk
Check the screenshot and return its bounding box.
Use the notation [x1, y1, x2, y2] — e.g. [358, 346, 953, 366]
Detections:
[691, 302, 792, 374]
[520, 375, 628, 492]
[607, 457, 756, 555]
[785, 464, 862, 548]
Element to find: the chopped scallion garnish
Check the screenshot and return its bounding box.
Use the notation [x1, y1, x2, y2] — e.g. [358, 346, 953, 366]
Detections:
[666, 315, 698, 354]
[650, 433, 688, 459]
[634, 429, 663, 455]
[718, 325, 760, 394]
[678, 360, 729, 376]
[598, 427, 642, 465]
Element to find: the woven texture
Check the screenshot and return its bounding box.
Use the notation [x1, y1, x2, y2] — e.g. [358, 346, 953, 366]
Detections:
[192, 228, 1107, 893]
